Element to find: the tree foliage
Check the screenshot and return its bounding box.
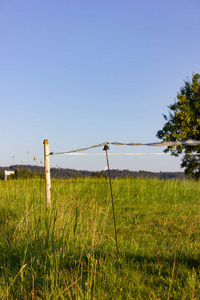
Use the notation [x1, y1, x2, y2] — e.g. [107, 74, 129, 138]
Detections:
[157, 73, 200, 179]
[14, 168, 44, 179]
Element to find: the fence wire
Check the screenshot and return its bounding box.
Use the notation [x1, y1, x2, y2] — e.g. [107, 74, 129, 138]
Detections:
[50, 139, 200, 156]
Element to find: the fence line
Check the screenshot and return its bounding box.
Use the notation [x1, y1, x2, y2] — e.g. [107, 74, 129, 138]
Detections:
[44, 138, 200, 252]
[44, 139, 200, 207]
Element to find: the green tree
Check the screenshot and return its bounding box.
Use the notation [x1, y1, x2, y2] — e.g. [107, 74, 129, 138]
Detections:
[157, 73, 200, 179]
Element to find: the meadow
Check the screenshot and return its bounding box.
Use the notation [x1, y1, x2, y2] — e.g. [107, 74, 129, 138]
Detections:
[0, 177, 200, 299]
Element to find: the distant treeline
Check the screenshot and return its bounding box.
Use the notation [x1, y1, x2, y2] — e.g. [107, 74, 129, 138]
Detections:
[0, 165, 186, 180]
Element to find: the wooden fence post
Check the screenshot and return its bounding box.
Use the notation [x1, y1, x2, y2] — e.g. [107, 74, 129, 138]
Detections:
[44, 139, 51, 207]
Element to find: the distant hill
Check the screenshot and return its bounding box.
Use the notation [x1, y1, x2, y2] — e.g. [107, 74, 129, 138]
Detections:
[0, 165, 186, 180]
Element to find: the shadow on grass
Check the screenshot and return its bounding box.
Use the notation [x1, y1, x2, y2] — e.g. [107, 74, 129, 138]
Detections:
[1, 234, 200, 299]
[122, 251, 200, 270]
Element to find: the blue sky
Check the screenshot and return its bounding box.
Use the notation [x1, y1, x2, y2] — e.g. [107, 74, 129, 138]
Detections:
[1, 0, 200, 172]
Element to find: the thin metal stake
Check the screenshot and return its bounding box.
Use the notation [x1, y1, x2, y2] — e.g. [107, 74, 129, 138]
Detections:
[103, 145, 119, 255]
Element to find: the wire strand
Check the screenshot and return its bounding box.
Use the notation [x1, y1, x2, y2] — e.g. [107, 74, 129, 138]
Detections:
[50, 152, 200, 156]
[50, 139, 200, 155]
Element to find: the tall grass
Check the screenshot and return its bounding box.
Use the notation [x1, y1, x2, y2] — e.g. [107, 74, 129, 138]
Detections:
[0, 177, 200, 299]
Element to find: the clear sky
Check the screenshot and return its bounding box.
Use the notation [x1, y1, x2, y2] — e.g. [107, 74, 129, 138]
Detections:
[1, 0, 200, 172]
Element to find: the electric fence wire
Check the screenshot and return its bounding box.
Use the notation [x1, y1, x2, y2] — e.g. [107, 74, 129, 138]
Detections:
[50, 153, 200, 156]
[50, 139, 200, 156]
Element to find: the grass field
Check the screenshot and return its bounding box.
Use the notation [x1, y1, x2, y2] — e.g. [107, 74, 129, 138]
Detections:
[0, 177, 200, 299]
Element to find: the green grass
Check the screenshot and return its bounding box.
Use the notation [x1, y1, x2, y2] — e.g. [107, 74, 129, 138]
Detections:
[0, 177, 200, 299]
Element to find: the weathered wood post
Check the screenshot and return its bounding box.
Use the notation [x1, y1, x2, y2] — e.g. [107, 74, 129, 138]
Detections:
[44, 139, 51, 207]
